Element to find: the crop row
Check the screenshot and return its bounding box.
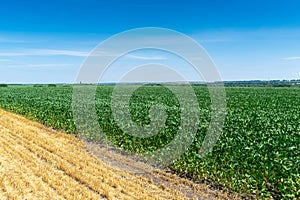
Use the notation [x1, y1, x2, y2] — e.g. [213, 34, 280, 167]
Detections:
[0, 109, 187, 199]
[0, 85, 299, 199]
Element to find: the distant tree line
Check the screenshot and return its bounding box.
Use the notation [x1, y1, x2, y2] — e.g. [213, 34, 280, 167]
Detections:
[0, 84, 8, 87]
[222, 80, 300, 87]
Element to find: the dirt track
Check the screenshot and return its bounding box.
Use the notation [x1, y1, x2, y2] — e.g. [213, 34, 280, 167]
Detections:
[0, 109, 236, 199]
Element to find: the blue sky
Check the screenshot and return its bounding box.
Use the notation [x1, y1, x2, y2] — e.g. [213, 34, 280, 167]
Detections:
[0, 0, 299, 83]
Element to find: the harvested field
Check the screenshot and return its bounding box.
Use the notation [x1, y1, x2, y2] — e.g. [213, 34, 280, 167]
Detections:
[0, 109, 236, 199]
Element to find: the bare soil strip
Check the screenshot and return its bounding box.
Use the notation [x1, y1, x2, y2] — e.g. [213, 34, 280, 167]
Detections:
[0, 109, 238, 199]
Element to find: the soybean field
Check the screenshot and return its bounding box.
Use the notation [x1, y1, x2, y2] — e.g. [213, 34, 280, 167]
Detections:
[0, 85, 299, 199]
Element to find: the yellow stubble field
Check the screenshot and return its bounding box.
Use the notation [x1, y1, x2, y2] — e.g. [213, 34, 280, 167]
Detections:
[0, 109, 235, 200]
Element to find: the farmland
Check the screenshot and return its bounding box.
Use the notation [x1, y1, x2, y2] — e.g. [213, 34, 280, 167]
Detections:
[2, 108, 227, 199]
[0, 85, 299, 199]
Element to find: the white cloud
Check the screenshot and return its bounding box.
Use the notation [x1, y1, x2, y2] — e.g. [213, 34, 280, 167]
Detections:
[22, 63, 74, 67]
[0, 48, 89, 57]
[35, 49, 89, 57]
[282, 56, 300, 60]
[0, 48, 167, 61]
[0, 37, 38, 43]
[126, 54, 167, 60]
[0, 59, 12, 62]
[192, 28, 300, 43]
[0, 63, 74, 68]
[199, 38, 234, 43]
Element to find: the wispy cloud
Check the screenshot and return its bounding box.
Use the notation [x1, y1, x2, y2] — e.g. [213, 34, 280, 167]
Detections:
[0, 62, 74, 68]
[0, 48, 89, 57]
[0, 59, 12, 62]
[0, 48, 168, 60]
[199, 38, 234, 43]
[35, 49, 89, 57]
[21, 63, 74, 67]
[193, 28, 300, 44]
[282, 56, 300, 60]
[126, 54, 167, 60]
[0, 37, 41, 43]
[0, 52, 31, 56]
